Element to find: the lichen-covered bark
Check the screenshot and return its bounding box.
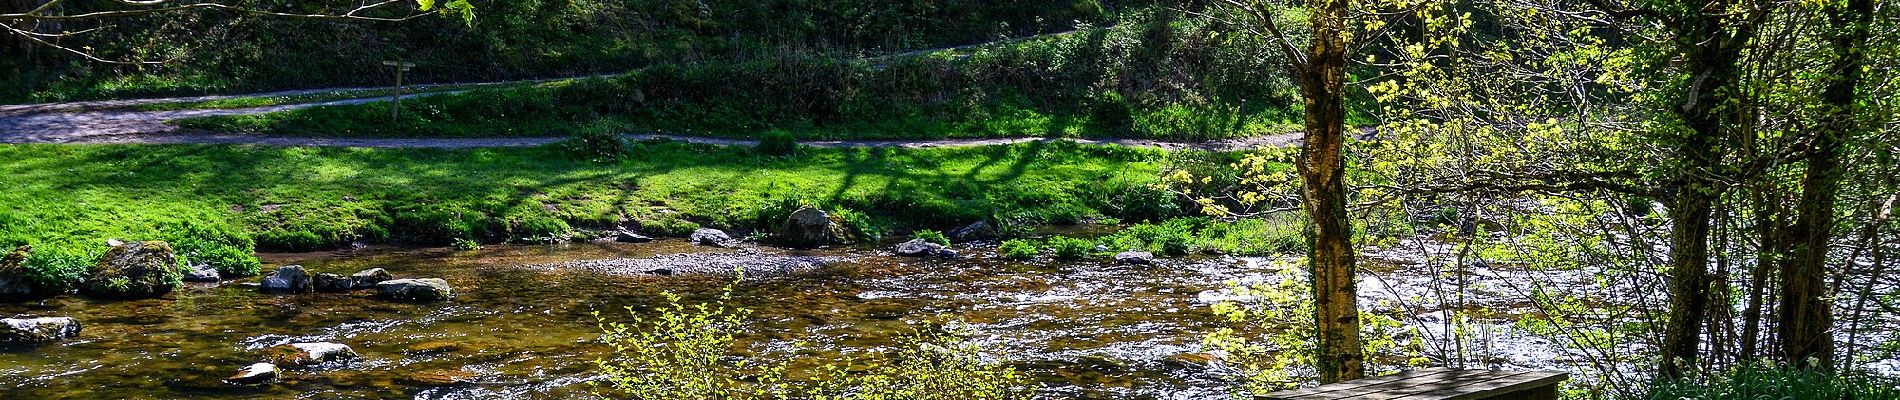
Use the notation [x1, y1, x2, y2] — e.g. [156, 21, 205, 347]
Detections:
[1297, 0, 1363, 384]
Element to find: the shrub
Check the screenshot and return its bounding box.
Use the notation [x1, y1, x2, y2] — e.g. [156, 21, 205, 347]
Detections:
[757, 130, 798, 157]
[835, 208, 881, 242]
[560, 126, 635, 162]
[805, 322, 1035, 400]
[912, 229, 950, 246]
[1045, 236, 1094, 260]
[593, 278, 1032, 399]
[999, 239, 1040, 260]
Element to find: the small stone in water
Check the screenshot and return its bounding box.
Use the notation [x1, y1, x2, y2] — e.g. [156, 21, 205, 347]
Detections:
[225, 362, 279, 385]
[376, 278, 454, 302]
[349, 268, 393, 289]
[312, 273, 352, 293]
[183, 264, 221, 282]
[0, 316, 80, 343]
[258, 265, 311, 294]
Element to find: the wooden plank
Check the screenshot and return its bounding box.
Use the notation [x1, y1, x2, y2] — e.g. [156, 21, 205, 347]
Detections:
[1265, 369, 1501, 400]
[1382, 371, 1568, 400]
[1342, 371, 1542, 400]
[1259, 368, 1459, 400]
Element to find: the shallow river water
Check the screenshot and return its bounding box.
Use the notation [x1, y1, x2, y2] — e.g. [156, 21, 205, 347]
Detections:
[2, 239, 1275, 399]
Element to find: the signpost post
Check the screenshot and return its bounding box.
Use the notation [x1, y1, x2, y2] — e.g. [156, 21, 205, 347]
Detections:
[382, 61, 416, 122]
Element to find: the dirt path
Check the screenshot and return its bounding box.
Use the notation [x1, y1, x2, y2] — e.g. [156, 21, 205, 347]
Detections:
[0, 77, 1307, 151]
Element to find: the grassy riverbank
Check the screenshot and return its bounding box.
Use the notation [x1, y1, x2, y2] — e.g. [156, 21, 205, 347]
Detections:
[0, 140, 1188, 272]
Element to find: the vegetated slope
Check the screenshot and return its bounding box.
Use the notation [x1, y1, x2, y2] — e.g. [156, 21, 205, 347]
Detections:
[0, 140, 1191, 255]
[183, 9, 1310, 141]
[1, 0, 1157, 103]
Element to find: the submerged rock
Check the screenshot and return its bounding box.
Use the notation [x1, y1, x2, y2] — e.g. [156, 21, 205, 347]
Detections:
[614, 231, 653, 243]
[81, 240, 183, 299]
[259, 265, 311, 294]
[377, 278, 453, 302]
[312, 273, 352, 293]
[0, 316, 81, 343]
[690, 228, 733, 247]
[1114, 251, 1154, 265]
[266, 342, 358, 367]
[225, 362, 279, 385]
[778, 207, 855, 248]
[401, 369, 475, 386]
[183, 264, 221, 282]
[349, 268, 393, 289]
[949, 221, 999, 242]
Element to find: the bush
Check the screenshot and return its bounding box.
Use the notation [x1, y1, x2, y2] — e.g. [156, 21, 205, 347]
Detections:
[593, 278, 1032, 399]
[912, 229, 951, 246]
[757, 130, 799, 157]
[1045, 236, 1095, 260]
[1642, 366, 1900, 400]
[560, 126, 635, 162]
[999, 239, 1040, 260]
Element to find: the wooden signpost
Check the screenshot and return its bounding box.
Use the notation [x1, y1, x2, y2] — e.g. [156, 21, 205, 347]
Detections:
[383, 60, 416, 121]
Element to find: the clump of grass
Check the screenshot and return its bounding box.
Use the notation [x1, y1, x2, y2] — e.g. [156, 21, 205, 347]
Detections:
[912, 229, 950, 246]
[1045, 236, 1095, 261]
[757, 130, 799, 158]
[999, 239, 1040, 260]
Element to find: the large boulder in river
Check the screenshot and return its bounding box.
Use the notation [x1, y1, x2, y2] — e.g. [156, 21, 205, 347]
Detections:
[80, 240, 183, 300]
[225, 362, 279, 385]
[0, 245, 47, 301]
[258, 265, 311, 294]
[312, 273, 352, 293]
[349, 268, 393, 289]
[777, 207, 856, 248]
[0, 316, 81, 343]
[690, 228, 734, 247]
[377, 278, 453, 302]
[265, 342, 358, 367]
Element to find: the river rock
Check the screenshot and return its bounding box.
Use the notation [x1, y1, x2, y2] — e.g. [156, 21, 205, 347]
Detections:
[266, 342, 358, 367]
[614, 231, 653, 243]
[690, 228, 733, 247]
[949, 221, 999, 242]
[0, 316, 81, 343]
[1114, 251, 1154, 265]
[895, 239, 946, 257]
[225, 362, 279, 385]
[183, 264, 221, 282]
[312, 273, 352, 293]
[259, 265, 311, 294]
[777, 207, 855, 248]
[349, 268, 393, 289]
[0, 245, 45, 301]
[377, 278, 453, 302]
[80, 240, 183, 299]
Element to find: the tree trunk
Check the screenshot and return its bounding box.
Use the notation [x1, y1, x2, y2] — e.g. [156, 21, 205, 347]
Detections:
[1297, 0, 1363, 384]
[1657, 11, 1753, 378]
[1777, 0, 1870, 368]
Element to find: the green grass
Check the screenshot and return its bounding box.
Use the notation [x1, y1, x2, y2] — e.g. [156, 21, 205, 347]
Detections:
[0, 140, 1169, 259]
[1098, 215, 1307, 257]
[1639, 367, 1900, 400]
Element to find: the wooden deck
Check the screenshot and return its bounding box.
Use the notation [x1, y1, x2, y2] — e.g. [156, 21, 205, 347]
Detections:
[1258, 368, 1568, 400]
